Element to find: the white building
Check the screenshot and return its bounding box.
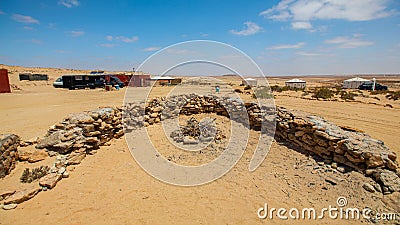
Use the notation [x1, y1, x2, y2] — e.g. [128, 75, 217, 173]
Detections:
[343, 77, 371, 89]
[285, 79, 306, 89]
[242, 78, 257, 87]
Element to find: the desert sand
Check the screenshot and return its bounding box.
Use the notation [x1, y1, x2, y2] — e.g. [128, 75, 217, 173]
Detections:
[0, 65, 399, 224]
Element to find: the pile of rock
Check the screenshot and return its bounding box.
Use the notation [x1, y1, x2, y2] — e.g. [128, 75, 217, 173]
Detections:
[36, 107, 123, 154]
[0, 134, 20, 178]
[170, 117, 224, 144]
[275, 107, 400, 194]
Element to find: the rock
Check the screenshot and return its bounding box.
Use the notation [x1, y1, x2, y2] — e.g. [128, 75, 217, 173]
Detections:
[3, 187, 41, 204]
[336, 166, 346, 173]
[379, 170, 400, 192]
[150, 113, 159, 118]
[62, 172, 69, 178]
[362, 183, 375, 193]
[2, 203, 17, 210]
[331, 162, 338, 169]
[366, 155, 384, 168]
[68, 113, 95, 124]
[324, 176, 340, 185]
[39, 173, 62, 189]
[373, 183, 382, 193]
[58, 166, 66, 175]
[183, 136, 199, 145]
[36, 131, 63, 149]
[27, 150, 48, 163]
[67, 148, 86, 165]
[0, 190, 16, 201]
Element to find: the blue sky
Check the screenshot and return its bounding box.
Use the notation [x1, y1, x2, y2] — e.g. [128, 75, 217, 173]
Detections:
[0, 0, 399, 75]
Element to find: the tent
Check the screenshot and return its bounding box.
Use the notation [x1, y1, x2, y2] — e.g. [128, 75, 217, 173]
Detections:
[343, 77, 371, 89]
[285, 78, 306, 89]
[242, 78, 257, 87]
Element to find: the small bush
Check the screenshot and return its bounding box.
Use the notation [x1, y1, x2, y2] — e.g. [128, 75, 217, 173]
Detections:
[386, 91, 400, 101]
[244, 85, 251, 90]
[253, 86, 274, 99]
[340, 91, 357, 101]
[312, 88, 334, 99]
[20, 166, 50, 183]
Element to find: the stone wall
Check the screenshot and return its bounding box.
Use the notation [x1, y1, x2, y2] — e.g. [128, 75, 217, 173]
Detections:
[0, 134, 20, 178]
[275, 107, 400, 193]
[36, 107, 123, 154]
[124, 94, 399, 193]
[2, 93, 398, 193]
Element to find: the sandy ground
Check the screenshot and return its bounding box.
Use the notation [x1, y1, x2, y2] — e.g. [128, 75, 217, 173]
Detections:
[0, 66, 400, 224]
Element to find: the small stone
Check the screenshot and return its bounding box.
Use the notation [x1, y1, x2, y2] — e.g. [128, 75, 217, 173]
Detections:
[317, 161, 324, 166]
[2, 203, 17, 210]
[336, 167, 346, 173]
[39, 173, 62, 189]
[62, 172, 69, 178]
[331, 162, 338, 169]
[183, 137, 199, 145]
[58, 167, 66, 175]
[373, 183, 382, 193]
[3, 187, 41, 204]
[362, 183, 375, 193]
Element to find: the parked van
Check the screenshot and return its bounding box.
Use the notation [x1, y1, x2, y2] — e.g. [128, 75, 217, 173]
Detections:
[53, 77, 63, 88]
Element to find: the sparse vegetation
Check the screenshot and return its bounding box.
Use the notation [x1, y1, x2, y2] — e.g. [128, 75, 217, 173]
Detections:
[20, 166, 50, 183]
[252, 86, 274, 99]
[340, 91, 358, 101]
[386, 91, 400, 101]
[312, 88, 334, 100]
[270, 85, 304, 92]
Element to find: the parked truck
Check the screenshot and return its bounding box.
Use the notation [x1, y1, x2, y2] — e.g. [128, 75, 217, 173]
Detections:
[59, 74, 124, 90]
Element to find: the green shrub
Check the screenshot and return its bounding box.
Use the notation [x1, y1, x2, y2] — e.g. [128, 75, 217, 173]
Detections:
[340, 91, 357, 101]
[253, 86, 274, 99]
[312, 88, 334, 99]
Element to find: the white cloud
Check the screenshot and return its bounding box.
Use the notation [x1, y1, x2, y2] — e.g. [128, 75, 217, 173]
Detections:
[12, 14, 39, 24]
[296, 51, 321, 56]
[143, 47, 161, 52]
[267, 42, 305, 50]
[106, 35, 139, 43]
[30, 39, 42, 44]
[230, 21, 263, 36]
[67, 31, 85, 37]
[23, 26, 34, 30]
[99, 43, 117, 48]
[291, 21, 312, 29]
[58, 0, 80, 8]
[325, 35, 374, 48]
[260, 0, 395, 30]
[115, 36, 138, 43]
[0, 10, 5, 15]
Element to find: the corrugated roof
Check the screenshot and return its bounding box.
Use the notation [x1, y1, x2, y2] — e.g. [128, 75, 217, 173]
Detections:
[344, 77, 371, 82]
[150, 76, 175, 80]
[285, 78, 306, 83]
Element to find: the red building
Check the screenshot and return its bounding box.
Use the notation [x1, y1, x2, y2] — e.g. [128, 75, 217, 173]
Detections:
[129, 74, 151, 87]
[0, 69, 11, 93]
